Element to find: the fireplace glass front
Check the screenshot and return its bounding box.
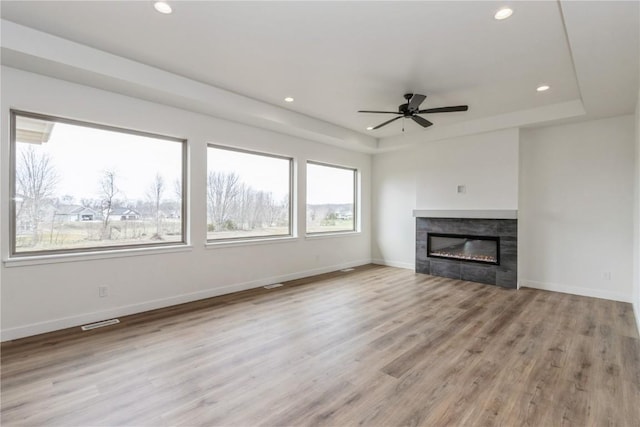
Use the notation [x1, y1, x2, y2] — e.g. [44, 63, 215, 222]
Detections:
[427, 233, 499, 265]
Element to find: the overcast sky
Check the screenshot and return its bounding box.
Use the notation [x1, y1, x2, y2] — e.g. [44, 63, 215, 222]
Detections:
[207, 146, 289, 201]
[17, 117, 355, 206]
[306, 162, 354, 205]
[17, 119, 182, 202]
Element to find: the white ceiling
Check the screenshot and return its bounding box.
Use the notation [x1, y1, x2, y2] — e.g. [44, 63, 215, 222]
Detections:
[0, 1, 638, 149]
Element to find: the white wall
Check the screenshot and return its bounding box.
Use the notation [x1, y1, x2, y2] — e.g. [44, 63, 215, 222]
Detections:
[371, 148, 417, 269]
[373, 116, 636, 305]
[519, 115, 635, 302]
[0, 67, 372, 340]
[634, 89, 640, 333]
[415, 128, 519, 209]
[372, 128, 520, 268]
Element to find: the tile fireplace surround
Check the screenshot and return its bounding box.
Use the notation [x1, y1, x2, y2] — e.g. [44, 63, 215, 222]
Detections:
[414, 210, 517, 289]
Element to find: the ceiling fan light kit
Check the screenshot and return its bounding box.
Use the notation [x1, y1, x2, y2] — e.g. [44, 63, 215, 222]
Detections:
[358, 93, 468, 130]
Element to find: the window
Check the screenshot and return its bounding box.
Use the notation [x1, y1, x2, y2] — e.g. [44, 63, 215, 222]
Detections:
[10, 111, 186, 256]
[207, 145, 292, 240]
[306, 161, 357, 234]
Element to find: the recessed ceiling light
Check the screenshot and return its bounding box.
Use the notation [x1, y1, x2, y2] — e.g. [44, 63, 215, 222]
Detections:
[154, 1, 172, 14]
[494, 7, 513, 20]
[536, 85, 550, 92]
[284, 97, 294, 103]
[366, 126, 374, 131]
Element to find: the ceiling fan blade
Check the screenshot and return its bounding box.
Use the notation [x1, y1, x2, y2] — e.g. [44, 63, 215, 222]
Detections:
[357, 110, 402, 114]
[408, 94, 427, 110]
[373, 116, 402, 130]
[418, 105, 469, 114]
[411, 115, 433, 128]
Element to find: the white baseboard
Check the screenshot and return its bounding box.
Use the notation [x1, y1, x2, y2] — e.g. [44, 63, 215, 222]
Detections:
[1, 259, 372, 342]
[520, 279, 632, 303]
[371, 258, 415, 270]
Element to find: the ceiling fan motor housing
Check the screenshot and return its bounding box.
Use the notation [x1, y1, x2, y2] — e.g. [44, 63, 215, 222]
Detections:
[357, 92, 468, 129]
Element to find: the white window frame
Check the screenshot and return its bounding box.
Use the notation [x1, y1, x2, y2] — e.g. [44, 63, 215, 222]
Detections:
[8, 110, 188, 258]
[206, 144, 294, 243]
[305, 160, 358, 235]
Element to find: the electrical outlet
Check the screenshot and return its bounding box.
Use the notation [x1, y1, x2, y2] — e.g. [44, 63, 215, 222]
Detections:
[602, 272, 611, 281]
[98, 286, 109, 297]
[457, 185, 466, 194]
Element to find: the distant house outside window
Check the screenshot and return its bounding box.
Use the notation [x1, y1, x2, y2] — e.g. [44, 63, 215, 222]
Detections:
[206, 145, 292, 241]
[306, 161, 357, 234]
[10, 111, 186, 256]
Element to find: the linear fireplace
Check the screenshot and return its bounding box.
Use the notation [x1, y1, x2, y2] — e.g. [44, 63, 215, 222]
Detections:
[427, 233, 499, 265]
[414, 212, 517, 288]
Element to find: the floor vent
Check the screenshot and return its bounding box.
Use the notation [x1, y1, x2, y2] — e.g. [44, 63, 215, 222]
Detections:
[263, 283, 283, 289]
[81, 319, 120, 331]
[340, 268, 355, 272]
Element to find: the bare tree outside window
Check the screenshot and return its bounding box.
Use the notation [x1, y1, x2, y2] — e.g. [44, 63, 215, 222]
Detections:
[207, 171, 240, 231]
[207, 146, 291, 240]
[146, 173, 165, 238]
[11, 112, 185, 255]
[15, 146, 59, 246]
[173, 178, 182, 201]
[100, 170, 119, 240]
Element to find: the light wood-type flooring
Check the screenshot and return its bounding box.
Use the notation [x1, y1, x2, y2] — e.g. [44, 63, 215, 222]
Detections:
[2, 265, 639, 426]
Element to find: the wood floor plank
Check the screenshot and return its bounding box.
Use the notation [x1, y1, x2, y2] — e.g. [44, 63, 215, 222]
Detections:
[2, 264, 639, 426]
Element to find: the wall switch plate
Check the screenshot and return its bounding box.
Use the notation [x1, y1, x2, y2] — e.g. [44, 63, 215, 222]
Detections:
[457, 185, 466, 194]
[98, 286, 109, 297]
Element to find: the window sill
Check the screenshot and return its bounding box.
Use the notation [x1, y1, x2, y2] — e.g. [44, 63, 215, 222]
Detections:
[305, 231, 361, 240]
[3, 244, 193, 268]
[205, 235, 299, 249]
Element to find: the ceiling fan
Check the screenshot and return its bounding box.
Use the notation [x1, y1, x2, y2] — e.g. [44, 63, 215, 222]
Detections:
[358, 93, 468, 130]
